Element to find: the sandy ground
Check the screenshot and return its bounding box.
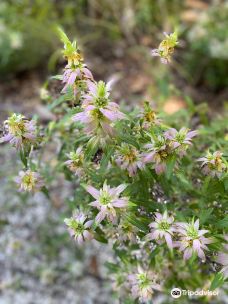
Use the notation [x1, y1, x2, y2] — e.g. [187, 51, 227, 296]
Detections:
[0, 143, 117, 303]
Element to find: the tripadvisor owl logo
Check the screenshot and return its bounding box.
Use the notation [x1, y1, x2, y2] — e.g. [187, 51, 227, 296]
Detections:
[171, 288, 182, 298]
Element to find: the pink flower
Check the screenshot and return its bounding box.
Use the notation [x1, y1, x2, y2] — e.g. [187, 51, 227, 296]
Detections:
[72, 81, 125, 137]
[128, 267, 162, 302]
[175, 219, 212, 260]
[114, 218, 138, 243]
[147, 211, 175, 249]
[0, 113, 37, 149]
[64, 146, 84, 177]
[114, 143, 145, 177]
[216, 253, 228, 278]
[138, 102, 161, 129]
[197, 151, 226, 178]
[64, 211, 93, 244]
[86, 182, 129, 223]
[164, 127, 197, 156]
[151, 31, 178, 64]
[15, 170, 44, 193]
[62, 65, 93, 95]
[143, 136, 169, 174]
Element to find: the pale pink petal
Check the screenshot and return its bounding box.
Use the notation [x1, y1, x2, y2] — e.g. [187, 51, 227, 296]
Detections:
[95, 211, 106, 223]
[194, 219, 199, 230]
[198, 230, 209, 236]
[155, 212, 162, 220]
[150, 230, 160, 240]
[89, 201, 100, 208]
[77, 235, 84, 245]
[112, 199, 128, 208]
[82, 67, 93, 79]
[187, 130, 198, 139]
[114, 184, 127, 195]
[84, 220, 93, 228]
[87, 81, 97, 94]
[165, 233, 173, 249]
[193, 239, 201, 252]
[86, 185, 100, 199]
[100, 109, 118, 121]
[155, 163, 166, 174]
[83, 230, 93, 240]
[143, 152, 155, 163]
[217, 253, 228, 266]
[197, 248, 206, 260]
[184, 248, 192, 260]
[164, 128, 177, 139]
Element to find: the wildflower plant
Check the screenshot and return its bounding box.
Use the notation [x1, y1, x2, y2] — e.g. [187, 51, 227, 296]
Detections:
[151, 31, 178, 64]
[1, 29, 228, 302]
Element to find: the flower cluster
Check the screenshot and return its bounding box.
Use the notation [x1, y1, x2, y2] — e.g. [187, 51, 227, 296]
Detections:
[143, 127, 197, 174]
[128, 268, 162, 302]
[65, 146, 84, 177]
[197, 151, 226, 177]
[64, 211, 93, 244]
[2, 29, 227, 302]
[0, 113, 37, 149]
[85, 182, 129, 223]
[59, 28, 93, 97]
[164, 127, 198, 156]
[147, 211, 175, 249]
[14, 170, 44, 193]
[73, 81, 125, 140]
[138, 101, 161, 129]
[114, 143, 145, 177]
[143, 135, 169, 174]
[175, 219, 212, 260]
[151, 31, 178, 64]
[147, 213, 212, 260]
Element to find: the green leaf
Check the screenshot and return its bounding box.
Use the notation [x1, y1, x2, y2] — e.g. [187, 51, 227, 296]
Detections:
[210, 272, 225, 290]
[223, 177, 228, 191]
[115, 249, 129, 264]
[49, 75, 63, 81]
[85, 137, 99, 160]
[57, 27, 71, 47]
[216, 216, 228, 229]
[99, 147, 115, 174]
[48, 93, 72, 110]
[166, 155, 176, 179]
[125, 214, 148, 232]
[117, 133, 139, 149]
[198, 208, 213, 224]
[105, 262, 119, 272]
[19, 150, 28, 168]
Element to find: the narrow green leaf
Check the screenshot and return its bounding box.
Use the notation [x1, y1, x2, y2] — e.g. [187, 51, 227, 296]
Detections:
[210, 272, 225, 290]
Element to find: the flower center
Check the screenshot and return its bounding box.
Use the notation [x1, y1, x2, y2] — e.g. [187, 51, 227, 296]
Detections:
[187, 227, 198, 239]
[145, 111, 156, 122]
[175, 133, 186, 143]
[71, 220, 85, 235]
[22, 173, 35, 188]
[158, 221, 170, 231]
[157, 150, 168, 161]
[95, 97, 108, 108]
[91, 108, 104, 120]
[100, 192, 111, 205]
[123, 148, 138, 163]
[70, 152, 83, 165]
[9, 121, 25, 136]
[137, 273, 151, 288]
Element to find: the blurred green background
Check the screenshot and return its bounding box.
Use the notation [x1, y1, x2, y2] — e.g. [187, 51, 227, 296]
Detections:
[1, 0, 228, 108]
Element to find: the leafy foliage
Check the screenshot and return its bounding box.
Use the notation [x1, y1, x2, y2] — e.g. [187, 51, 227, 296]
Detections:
[1, 29, 227, 303]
